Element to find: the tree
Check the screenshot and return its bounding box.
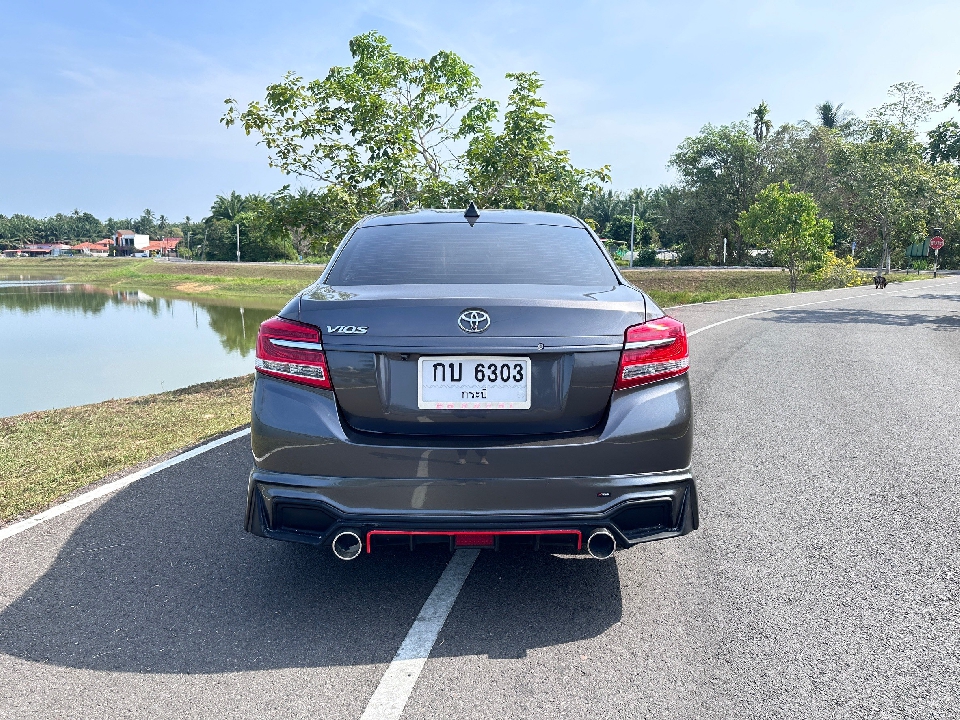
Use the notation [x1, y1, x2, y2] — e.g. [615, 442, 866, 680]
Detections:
[750, 101, 772, 142]
[870, 81, 935, 129]
[738, 181, 833, 292]
[575, 188, 662, 242]
[928, 71, 960, 164]
[669, 122, 765, 263]
[575, 189, 627, 237]
[269, 185, 363, 259]
[832, 120, 959, 273]
[223, 33, 604, 215]
[816, 101, 845, 129]
[460, 72, 609, 211]
[210, 192, 248, 222]
[133, 209, 157, 237]
[928, 120, 960, 164]
[269, 187, 319, 259]
[223, 31, 496, 211]
[202, 193, 297, 262]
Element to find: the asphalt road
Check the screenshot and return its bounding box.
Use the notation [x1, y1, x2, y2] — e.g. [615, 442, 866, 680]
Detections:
[2, 278, 958, 719]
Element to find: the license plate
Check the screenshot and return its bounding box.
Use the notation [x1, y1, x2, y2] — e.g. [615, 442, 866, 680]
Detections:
[418, 356, 531, 410]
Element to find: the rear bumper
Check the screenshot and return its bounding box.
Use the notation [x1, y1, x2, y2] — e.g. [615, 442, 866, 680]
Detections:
[251, 373, 693, 479]
[247, 372, 696, 552]
[246, 470, 698, 551]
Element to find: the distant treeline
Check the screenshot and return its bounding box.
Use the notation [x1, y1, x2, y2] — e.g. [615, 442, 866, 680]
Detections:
[575, 87, 960, 271]
[0, 191, 344, 263]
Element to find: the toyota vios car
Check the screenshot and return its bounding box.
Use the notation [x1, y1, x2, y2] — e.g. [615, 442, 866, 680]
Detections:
[246, 207, 697, 560]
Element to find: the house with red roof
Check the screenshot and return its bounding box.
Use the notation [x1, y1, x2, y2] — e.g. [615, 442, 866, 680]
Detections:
[74, 240, 112, 257]
[143, 237, 181, 256]
[2, 243, 72, 258]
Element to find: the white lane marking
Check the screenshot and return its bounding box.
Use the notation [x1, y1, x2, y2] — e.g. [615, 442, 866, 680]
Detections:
[685, 279, 960, 337]
[361, 549, 480, 720]
[0, 428, 251, 543]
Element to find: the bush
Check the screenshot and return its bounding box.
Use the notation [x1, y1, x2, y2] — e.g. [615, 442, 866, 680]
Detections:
[634, 247, 659, 266]
[812, 251, 867, 288]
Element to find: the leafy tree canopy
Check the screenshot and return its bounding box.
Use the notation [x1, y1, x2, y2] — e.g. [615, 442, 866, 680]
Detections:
[738, 181, 833, 291]
[750, 101, 772, 142]
[870, 81, 936, 129]
[459, 72, 609, 211]
[223, 32, 604, 215]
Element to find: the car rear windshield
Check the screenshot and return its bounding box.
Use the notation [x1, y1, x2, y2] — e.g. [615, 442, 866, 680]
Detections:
[324, 222, 618, 286]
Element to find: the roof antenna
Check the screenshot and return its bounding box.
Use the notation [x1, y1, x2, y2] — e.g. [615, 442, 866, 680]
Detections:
[464, 201, 480, 227]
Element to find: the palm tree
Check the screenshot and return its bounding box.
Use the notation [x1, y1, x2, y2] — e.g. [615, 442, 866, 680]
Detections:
[750, 101, 772, 142]
[816, 101, 844, 129]
[210, 192, 247, 222]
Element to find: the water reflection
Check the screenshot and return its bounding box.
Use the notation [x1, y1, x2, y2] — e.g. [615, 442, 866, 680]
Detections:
[206, 305, 271, 356]
[0, 281, 281, 416]
[0, 283, 119, 316]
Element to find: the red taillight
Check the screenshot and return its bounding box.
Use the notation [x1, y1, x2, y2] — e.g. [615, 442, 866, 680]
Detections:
[255, 316, 332, 389]
[614, 316, 689, 390]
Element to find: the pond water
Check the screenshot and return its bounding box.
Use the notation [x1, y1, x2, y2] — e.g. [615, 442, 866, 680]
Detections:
[0, 278, 283, 417]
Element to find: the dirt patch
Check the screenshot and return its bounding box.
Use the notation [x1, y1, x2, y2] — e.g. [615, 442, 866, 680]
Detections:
[174, 282, 217, 293]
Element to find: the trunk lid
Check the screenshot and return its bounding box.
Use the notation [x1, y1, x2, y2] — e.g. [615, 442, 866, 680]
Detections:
[297, 283, 646, 436]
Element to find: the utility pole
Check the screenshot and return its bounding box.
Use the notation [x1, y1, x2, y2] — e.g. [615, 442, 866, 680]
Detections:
[629, 204, 636, 269]
[187, 231, 191, 255]
[723, 237, 727, 265]
[236, 224, 240, 263]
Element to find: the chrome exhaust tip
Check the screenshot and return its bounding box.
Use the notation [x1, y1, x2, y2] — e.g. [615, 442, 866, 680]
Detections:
[332, 530, 363, 561]
[586, 528, 617, 560]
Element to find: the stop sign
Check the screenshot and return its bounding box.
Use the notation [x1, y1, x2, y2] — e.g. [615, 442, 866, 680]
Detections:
[931, 236, 945, 250]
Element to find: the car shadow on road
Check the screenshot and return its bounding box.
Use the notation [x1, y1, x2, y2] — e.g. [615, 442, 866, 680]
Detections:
[763, 307, 960, 331]
[0, 442, 621, 673]
[433, 550, 623, 660]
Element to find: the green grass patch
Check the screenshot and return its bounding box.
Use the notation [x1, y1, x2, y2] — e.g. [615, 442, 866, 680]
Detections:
[0, 376, 254, 524]
[622, 269, 928, 307]
[1, 257, 324, 305]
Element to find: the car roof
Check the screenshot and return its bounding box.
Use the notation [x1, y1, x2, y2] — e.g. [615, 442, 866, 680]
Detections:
[359, 209, 584, 228]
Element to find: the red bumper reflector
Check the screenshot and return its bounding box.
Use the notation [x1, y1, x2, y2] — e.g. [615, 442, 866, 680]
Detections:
[365, 529, 582, 553]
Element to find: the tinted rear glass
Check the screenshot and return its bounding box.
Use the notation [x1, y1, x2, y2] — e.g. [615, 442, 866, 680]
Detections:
[325, 223, 617, 285]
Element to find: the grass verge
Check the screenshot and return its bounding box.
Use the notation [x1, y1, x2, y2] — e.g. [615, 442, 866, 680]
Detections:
[0, 375, 253, 525]
[1, 257, 323, 305]
[622, 269, 928, 307]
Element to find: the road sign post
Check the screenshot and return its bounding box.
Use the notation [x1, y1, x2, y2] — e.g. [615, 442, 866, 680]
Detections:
[930, 236, 945, 277]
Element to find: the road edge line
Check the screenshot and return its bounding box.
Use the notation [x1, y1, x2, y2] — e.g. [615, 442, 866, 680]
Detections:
[360, 549, 480, 720]
[0, 427, 251, 543]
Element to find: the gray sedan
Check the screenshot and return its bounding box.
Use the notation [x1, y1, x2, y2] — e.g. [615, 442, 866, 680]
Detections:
[246, 207, 697, 560]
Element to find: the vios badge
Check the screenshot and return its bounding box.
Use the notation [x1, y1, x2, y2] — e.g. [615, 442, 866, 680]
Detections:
[458, 309, 491, 334]
[326, 325, 368, 334]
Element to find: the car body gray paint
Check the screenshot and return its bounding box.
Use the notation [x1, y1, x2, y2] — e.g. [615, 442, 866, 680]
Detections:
[251, 209, 693, 549]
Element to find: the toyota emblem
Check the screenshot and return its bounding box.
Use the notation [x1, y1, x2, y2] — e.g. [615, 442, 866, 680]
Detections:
[458, 309, 491, 334]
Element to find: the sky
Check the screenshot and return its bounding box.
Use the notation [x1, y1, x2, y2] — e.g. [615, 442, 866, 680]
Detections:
[3, 0, 960, 220]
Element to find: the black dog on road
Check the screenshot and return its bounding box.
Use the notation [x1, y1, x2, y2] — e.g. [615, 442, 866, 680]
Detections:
[874, 275, 888, 289]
